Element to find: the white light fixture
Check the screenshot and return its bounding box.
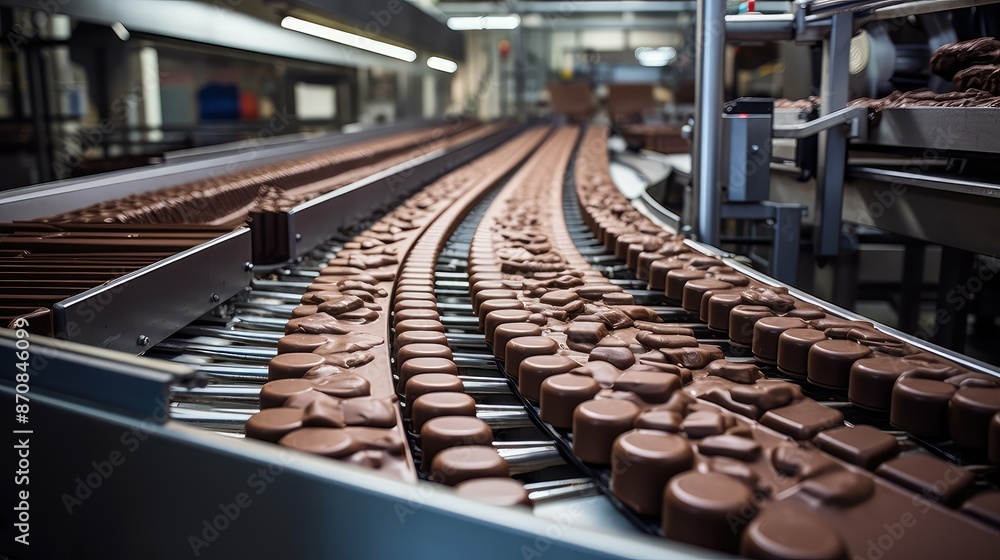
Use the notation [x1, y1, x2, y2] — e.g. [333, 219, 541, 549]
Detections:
[111, 21, 130, 41]
[281, 16, 417, 62]
[446, 15, 520, 31]
[634, 46, 676, 67]
[427, 56, 458, 73]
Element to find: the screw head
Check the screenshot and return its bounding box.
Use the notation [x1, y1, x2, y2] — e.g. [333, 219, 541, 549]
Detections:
[137, 335, 150, 346]
[211, 293, 221, 303]
[244, 262, 254, 272]
[295, 233, 303, 241]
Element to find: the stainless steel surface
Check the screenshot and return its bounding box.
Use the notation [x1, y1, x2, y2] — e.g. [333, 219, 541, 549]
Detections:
[861, 107, 1000, 155]
[773, 105, 868, 139]
[849, 167, 1000, 200]
[52, 229, 252, 354]
[693, 0, 725, 245]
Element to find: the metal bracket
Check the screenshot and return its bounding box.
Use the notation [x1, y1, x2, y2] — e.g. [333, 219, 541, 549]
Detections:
[773, 105, 868, 139]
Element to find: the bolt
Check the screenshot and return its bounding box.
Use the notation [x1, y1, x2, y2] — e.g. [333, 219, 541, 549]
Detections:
[750, 144, 760, 153]
[137, 335, 150, 346]
[244, 262, 254, 272]
[211, 294, 221, 303]
[295, 233, 303, 241]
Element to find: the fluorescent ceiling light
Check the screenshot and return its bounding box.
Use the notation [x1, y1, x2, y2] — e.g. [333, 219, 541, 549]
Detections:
[446, 15, 520, 31]
[427, 56, 458, 73]
[635, 46, 676, 67]
[281, 16, 416, 62]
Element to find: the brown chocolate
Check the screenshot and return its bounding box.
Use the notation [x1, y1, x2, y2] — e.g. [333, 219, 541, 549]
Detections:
[428, 445, 509, 486]
[610, 430, 694, 515]
[662, 471, 754, 553]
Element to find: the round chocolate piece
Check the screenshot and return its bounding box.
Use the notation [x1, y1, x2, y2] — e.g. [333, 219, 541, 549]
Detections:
[278, 427, 355, 458]
[277, 333, 329, 354]
[991, 412, 1000, 464]
[753, 317, 808, 363]
[268, 353, 326, 381]
[478, 299, 525, 329]
[730, 305, 774, 346]
[948, 387, 1000, 448]
[540, 374, 601, 428]
[420, 416, 493, 471]
[484, 309, 533, 347]
[470, 280, 506, 298]
[396, 290, 436, 302]
[245, 408, 305, 442]
[454, 478, 531, 508]
[662, 471, 754, 553]
[610, 430, 694, 515]
[665, 269, 709, 301]
[505, 336, 559, 381]
[429, 445, 509, 486]
[682, 279, 733, 313]
[394, 319, 445, 338]
[848, 357, 914, 411]
[740, 504, 848, 560]
[313, 375, 370, 399]
[396, 328, 446, 346]
[807, 340, 872, 389]
[260, 378, 315, 408]
[396, 343, 453, 366]
[708, 293, 745, 332]
[394, 308, 440, 325]
[519, 355, 578, 403]
[411, 392, 477, 432]
[492, 323, 543, 360]
[290, 305, 317, 318]
[473, 289, 519, 315]
[890, 377, 957, 437]
[572, 399, 642, 464]
[397, 357, 459, 393]
[393, 299, 437, 314]
[648, 259, 685, 291]
[405, 373, 464, 404]
[777, 328, 827, 377]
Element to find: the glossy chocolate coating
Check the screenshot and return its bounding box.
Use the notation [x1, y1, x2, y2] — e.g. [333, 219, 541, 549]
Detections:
[260, 378, 315, 408]
[752, 317, 808, 363]
[610, 430, 694, 515]
[776, 328, 827, 377]
[729, 305, 774, 346]
[277, 427, 355, 458]
[396, 343, 453, 366]
[454, 478, 531, 508]
[572, 399, 642, 463]
[492, 323, 543, 359]
[662, 471, 754, 552]
[518, 354, 578, 402]
[740, 503, 848, 560]
[397, 357, 459, 393]
[948, 387, 1000, 448]
[395, 330, 449, 348]
[807, 340, 872, 389]
[665, 269, 709, 301]
[410, 392, 476, 432]
[707, 292, 745, 332]
[961, 491, 1000, 529]
[890, 377, 956, 437]
[245, 408, 305, 442]
[814, 425, 899, 470]
[848, 357, 914, 411]
[760, 399, 844, 440]
[405, 373, 464, 404]
[277, 333, 330, 354]
[428, 445, 509, 486]
[504, 336, 559, 381]
[682, 279, 733, 313]
[875, 453, 975, 506]
[268, 353, 326, 381]
[483, 309, 532, 346]
[419, 416, 493, 470]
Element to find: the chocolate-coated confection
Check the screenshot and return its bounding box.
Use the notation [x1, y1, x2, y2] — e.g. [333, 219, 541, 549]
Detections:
[429, 445, 509, 486]
[313, 375, 371, 399]
[572, 399, 641, 463]
[707, 293, 744, 332]
[419, 416, 493, 470]
[277, 333, 330, 354]
[397, 357, 459, 393]
[961, 491, 1000, 530]
[410, 392, 476, 432]
[662, 471, 754, 553]
[991, 412, 1000, 463]
[505, 336, 559, 380]
[931, 37, 1000, 80]
[948, 387, 1000, 448]
[848, 357, 914, 411]
[704, 361, 763, 384]
[697, 434, 761, 461]
[477, 300, 525, 329]
[395, 330, 449, 348]
[492, 323, 543, 359]
[740, 503, 848, 560]
[393, 319, 445, 339]
[635, 331, 699, 350]
[665, 269, 709, 301]
[245, 408, 305, 442]
[278, 427, 355, 458]
[802, 468, 876, 506]
[454, 478, 531, 508]
[519, 355, 578, 402]
[657, 345, 724, 370]
[635, 409, 683, 432]
[610, 430, 694, 515]
[291, 305, 319, 318]
[814, 425, 899, 470]
[875, 453, 975, 506]
[682, 279, 733, 313]
[730, 305, 774, 346]
[752, 317, 808, 363]
[393, 299, 437, 314]
[483, 309, 532, 346]
[681, 410, 730, 439]
[807, 340, 872, 389]
[776, 328, 827, 377]
[268, 353, 326, 381]
[613, 371, 682, 404]
[405, 373, 464, 403]
[730, 380, 802, 412]
[890, 377, 957, 437]
[602, 292, 634, 306]
[472, 289, 518, 315]
[589, 346, 636, 369]
[260, 379, 315, 408]
[647, 259, 685, 290]
[760, 399, 844, 440]
[946, 372, 1000, 388]
[633, 321, 696, 337]
[566, 321, 609, 352]
[394, 308, 440, 324]
[396, 343, 453, 366]
[539, 289, 580, 306]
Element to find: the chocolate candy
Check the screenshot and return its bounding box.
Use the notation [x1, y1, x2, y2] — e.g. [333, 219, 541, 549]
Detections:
[268, 353, 326, 381]
[483, 309, 532, 346]
[610, 430, 694, 515]
[775, 328, 826, 376]
[410, 392, 476, 432]
[397, 357, 460, 394]
[848, 357, 914, 411]
[948, 387, 1000, 448]
[806, 339, 872, 389]
[875, 454, 975, 506]
[760, 399, 844, 440]
[395, 330, 449, 348]
[419, 416, 493, 470]
[277, 333, 330, 353]
[961, 491, 1000, 529]
[572, 399, 641, 463]
[740, 503, 848, 560]
[405, 373, 464, 404]
[730, 305, 773, 346]
[540, 374, 602, 428]
[260, 378, 315, 408]
[662, 471, 755, 552]
[277, 427, 355, 458]
[813, 425, 899, 470]
[246, 408, 305, 442]
[665, 269, 709, 301]
[492, 323, 543, 360]
[518, 355, 578, 402]
[504, 336, 558, 381]
[396, 343, 453, 366]
[682, 279, 733, 313]
[429, 445, 509, 486]
[890, 377, 957, 437]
